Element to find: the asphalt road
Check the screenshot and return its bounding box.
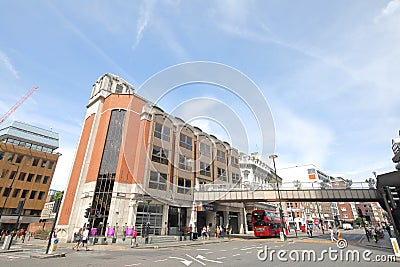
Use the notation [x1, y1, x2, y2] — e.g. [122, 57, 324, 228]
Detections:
[0, 230, 397, 267]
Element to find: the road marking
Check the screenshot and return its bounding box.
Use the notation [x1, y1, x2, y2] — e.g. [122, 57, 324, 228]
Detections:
[196, 255, 223, 264]
[246, 251, 252, 254]
[169, 256, 193, 266]
[125, 264, 142, 266]
[216, 256, 227, 260]
[154, 259, 168, 262]
[219, 249, 227, 252]
[233, 247, 238, 250]
[186, 254, 206, 266]
[233, 254, 240, 257]
[205, 251, 214, 254]
[240, 247, 253, 251]
[196, 248, 210, 251]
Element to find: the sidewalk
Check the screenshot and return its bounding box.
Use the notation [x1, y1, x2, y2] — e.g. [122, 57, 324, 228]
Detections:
[358, 232, 393, 250]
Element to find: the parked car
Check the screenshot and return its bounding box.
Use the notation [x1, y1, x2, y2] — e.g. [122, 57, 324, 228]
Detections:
[342, 223, 353, 230]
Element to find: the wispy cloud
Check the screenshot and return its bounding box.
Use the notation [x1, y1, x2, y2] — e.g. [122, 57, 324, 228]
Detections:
[374, 0, 400, 23]
[134, 0, 155, 48]
[0, 51, 19, 79]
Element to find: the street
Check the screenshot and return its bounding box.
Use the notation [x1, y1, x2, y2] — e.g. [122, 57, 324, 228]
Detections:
[0, 229, 398, 267]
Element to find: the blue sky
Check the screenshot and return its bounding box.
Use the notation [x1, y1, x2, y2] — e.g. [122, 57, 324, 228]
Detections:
[1, 1, 400, 190]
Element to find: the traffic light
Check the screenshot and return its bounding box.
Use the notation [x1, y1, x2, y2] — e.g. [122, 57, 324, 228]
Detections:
[84, 207, 91, 218]
[385, 186, 400, 209]
[357, 207, 363, 218]
[52, 198, 62, 213]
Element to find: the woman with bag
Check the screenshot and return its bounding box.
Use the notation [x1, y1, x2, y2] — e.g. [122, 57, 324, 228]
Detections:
[72, 228, 83, 251]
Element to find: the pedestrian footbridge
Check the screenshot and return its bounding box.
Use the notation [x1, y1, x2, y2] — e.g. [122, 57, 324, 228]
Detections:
[194, 183, 381, 203]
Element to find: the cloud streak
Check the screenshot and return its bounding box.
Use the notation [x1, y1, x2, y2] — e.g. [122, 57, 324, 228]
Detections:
[134, 0, 155, 48]
[374, 0, 400, 23]
[0, 51, 19, 79]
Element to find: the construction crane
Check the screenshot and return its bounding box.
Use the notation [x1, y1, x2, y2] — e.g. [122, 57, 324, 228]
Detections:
[0, 86, 39, 124]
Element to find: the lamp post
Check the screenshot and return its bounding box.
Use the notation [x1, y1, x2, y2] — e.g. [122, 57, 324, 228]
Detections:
[269, 154, 285, 239]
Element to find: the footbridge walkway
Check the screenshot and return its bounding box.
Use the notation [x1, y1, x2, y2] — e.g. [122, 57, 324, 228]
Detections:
[194, 182, 381, 203]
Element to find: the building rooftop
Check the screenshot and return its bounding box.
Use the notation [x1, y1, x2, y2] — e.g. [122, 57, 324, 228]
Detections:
[0, 120, 59, 150]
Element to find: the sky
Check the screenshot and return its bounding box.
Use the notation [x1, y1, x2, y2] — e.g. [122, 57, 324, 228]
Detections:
[1, 0, 400, 190]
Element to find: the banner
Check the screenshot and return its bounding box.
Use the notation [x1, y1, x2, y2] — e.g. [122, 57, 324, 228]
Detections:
[90, 228, 98, 236]
[125, 227, 134, 237]
[107, 227, 115, 237]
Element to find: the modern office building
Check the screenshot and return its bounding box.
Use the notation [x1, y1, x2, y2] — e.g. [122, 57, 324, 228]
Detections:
[0, 121, 60, 230]
[57, 73, 271, 242]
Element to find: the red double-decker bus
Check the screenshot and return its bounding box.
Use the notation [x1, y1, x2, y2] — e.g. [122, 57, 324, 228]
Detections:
[252, 209, 282, 237]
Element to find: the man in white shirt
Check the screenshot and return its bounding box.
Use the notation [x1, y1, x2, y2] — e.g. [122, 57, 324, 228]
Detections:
[82, 228, 90, 251]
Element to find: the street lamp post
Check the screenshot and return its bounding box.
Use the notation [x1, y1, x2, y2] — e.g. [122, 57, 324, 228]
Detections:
[269, 154, 286, 240]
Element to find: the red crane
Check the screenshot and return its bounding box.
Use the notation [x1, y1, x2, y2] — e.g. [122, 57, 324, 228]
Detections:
[0, 86, 39, 124]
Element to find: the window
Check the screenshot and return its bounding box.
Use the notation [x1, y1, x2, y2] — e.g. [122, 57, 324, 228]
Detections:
[217, 167, 226, 181]
[343, 214, 349, 219]
[9, 171, 16, 180]
[35, 175, 42, 183]
[43, 176, 50, 184]
[232, 173, 240, 184]
[48, 161, 54, 169]
[32, 158, 39, 166]
[12, 188, 20, 198]
[29, 191, 37, 199]
[149, 171, 167, 190]
[0, 151, 5, 160]
[179, 133, 192, 150]
[21, 190, 29, 198]
[0, 169, 9, 178]
[217, 150, 225, 163]
[2, 188, 11, 197]
[200, 162, 211, 177]
[200, 143, 210, 157]
[7, 153, 15, 163]
[179, 155, 192, 171]
[231, 156, 239, 167]
[177, 177, 191, 194]
[38, 191, 45, 200]
[341, 207, 347, 211]
[26, 173, 34, 182]
[15, 154, 23, 163]
[154, 123, 170, 141]
[116, 84, 123, 94]
[151, 145, 169, 165]
[41, 160, 47, 168]
[18, 172, 26, 181]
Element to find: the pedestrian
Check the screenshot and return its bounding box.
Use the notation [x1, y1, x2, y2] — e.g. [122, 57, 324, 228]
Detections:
[337, 229, 342, 240]
[81, 228, 89, 251]
[371, 227, 378, 243]
[20, 229, 26, 243]
[73, 228, 82, 251]
[201, 226, 207, 239]
[216, 226, 221, 238]
[206, 225, 210, 239]
[329, 227, 337, 242]
[131, 228, 138, 248]
[386, 225, 393, 238]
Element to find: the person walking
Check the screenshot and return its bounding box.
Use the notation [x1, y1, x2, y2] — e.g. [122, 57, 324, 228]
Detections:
[131, 228, 138, 248]
[72, 228, 83, 251]
[371, 227, 378, 243]
[386, 225, 393, 238]
[81, 228, 89, 251]
[216, 226, 221, 238]
[329, 227, 337, 242]
[206, 225, 210, 239]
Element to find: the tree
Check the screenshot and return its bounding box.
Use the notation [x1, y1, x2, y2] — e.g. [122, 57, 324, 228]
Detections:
[320, 178, 330, 189]
[365, 178, 375, 189]
[345, 179, 353, 189]
[50, 191, 64, 202]
[293, 180, 302, 190]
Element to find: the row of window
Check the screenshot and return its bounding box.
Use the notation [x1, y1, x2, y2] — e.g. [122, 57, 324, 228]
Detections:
[2, 138, 55, 153]
[0, 186, 46, 200]
[153, 123, 235, 164]
[0, 169, 50, 184]
[0, 151, 54, 169]
[148, 171, 193, 195]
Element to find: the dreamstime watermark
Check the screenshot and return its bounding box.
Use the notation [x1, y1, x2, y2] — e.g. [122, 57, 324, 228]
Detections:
[257, 239, 396, 263]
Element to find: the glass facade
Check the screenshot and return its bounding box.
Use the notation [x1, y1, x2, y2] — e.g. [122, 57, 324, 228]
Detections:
[91, 109, 126, 235]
